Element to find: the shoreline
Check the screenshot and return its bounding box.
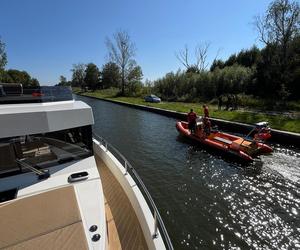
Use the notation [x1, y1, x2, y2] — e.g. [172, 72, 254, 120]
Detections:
[75, 93, 300, 147]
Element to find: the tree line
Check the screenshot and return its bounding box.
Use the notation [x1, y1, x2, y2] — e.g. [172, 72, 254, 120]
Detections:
[67, 0, 299, 105]
[1, 0, 299, 104]
[0, 38, 39, 87]
[154, 0, 300, 103]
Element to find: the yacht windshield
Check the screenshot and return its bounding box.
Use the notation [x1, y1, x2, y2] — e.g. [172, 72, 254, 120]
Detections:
[0, 125, 92, 178]
[0, 85, 73, 104]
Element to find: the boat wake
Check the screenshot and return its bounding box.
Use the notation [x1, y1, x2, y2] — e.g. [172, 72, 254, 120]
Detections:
[260, 146, 300, 183]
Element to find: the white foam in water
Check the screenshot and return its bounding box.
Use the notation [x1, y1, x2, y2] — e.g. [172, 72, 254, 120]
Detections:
[262, 151, 300, 183]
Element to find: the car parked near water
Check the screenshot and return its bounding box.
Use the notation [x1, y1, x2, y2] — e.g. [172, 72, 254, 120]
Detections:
[144, 94, 161, 103]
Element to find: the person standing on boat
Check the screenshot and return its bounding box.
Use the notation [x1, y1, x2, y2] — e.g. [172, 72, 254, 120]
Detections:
[187, 109, 197, 134]
[203, 104, 209, 118]
[203, 117, 211, 135]
[218, 96, 222, 110]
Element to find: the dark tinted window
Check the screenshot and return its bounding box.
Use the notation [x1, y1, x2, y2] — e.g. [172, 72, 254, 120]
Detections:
[0, 125, 93, 177]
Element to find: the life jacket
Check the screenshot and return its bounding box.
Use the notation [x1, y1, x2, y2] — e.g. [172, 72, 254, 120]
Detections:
[204, 107, 209, 117]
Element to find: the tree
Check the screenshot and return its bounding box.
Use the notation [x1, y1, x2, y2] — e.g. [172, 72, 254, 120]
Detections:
[255, 0, 300, 47]
[175, 45, 192, 70]
[254, 0, 299, 71]
[102, 62, 121, 89]
[0, 38, 40, 86]
[236, 46, 261, 67]
[106, 30, 137, 95]
[71, 63, 86, 89]
[0, 37, 7, 81]
[30, 78, 39, 87]
[176, 43, 220, 73]
[84, 63, 100, 91]
[287, 35, 300, 99]
[0, 37, 7, 71]
[0, 70, 13, 83]
[218, 46, 261, 70]
[6, 69, 31, 85]
[195, 42, 211, 72]
[126, 65, 143, 95]
[254, 0, 300, 100]
[127, 65, 143, 83]
[224, 54, 237, 67]
[57, 75, 70, 86]
[210, 59, 225, 71]
[3, 69, 39, 87]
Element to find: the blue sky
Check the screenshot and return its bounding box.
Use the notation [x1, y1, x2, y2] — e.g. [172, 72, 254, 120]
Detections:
[1, 0, 272, 85]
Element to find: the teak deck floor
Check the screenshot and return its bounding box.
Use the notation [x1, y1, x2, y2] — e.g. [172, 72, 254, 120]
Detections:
[95, 155, 148, 250]
[0, 186, 88, 250]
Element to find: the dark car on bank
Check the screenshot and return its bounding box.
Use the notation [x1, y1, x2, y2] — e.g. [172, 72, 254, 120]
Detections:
[144, 94, 161, 103]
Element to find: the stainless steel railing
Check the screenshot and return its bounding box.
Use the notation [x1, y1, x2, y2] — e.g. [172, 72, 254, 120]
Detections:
[93, 133, 174, 250]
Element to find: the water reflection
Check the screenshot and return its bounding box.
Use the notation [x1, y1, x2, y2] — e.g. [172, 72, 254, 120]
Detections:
[76, 95, 300, 250]
[179, 143, 300, 249]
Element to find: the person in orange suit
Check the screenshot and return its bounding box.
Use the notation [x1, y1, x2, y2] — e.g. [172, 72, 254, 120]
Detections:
[187, 109, 197, 134]
[203, 104, 209, 118]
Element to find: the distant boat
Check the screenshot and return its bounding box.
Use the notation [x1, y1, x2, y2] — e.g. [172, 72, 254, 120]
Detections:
[176, 119, 272, 161]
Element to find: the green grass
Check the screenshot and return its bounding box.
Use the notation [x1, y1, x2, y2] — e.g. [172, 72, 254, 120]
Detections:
[73, 88, 300, 133]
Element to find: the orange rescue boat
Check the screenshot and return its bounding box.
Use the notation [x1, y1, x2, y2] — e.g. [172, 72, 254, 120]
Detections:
[176, 120, 272, 161]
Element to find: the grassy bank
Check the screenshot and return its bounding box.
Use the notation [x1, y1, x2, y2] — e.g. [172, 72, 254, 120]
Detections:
[73, 88, 300, 133]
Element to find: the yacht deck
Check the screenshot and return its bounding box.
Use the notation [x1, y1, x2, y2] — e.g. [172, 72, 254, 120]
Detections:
[0, 186, 88, 250]
[95, 155, 148, 250]
[0, 154, 150, 250]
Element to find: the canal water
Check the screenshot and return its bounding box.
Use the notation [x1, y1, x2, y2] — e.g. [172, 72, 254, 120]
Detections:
[76, 95, 300, 250]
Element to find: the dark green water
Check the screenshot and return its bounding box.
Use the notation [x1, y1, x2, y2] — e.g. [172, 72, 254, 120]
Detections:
[76, 95, 300, 250]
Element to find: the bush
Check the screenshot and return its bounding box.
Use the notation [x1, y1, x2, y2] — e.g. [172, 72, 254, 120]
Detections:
[152, 65, 255, 103]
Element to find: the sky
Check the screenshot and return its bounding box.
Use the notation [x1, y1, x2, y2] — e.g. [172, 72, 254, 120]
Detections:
[1, 0, 272, 85]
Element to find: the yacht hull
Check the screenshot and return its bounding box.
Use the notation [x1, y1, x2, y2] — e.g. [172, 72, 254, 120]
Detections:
[93, 139, 167, 250]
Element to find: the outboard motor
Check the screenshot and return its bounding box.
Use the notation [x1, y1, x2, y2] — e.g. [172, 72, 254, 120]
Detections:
[253, 122, 271, 141]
